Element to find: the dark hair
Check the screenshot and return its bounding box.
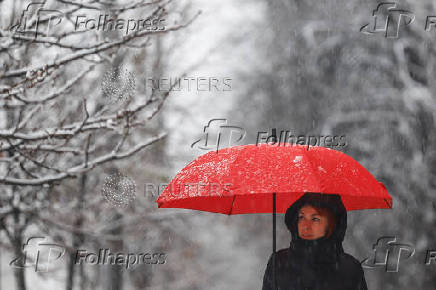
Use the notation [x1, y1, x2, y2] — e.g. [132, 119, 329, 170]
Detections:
[299, 204, 337, 238]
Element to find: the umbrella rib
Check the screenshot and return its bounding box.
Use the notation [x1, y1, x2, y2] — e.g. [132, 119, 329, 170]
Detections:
[228, 195, 236, 215]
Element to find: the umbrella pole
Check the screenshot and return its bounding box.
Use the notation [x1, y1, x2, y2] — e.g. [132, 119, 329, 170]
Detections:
[272, 192, 277, 290]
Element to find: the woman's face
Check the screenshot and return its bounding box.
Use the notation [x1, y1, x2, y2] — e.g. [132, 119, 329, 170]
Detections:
[297, 205, 329, 240]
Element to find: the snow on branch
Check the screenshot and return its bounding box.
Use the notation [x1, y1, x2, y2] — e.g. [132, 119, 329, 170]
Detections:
[0, 0, 198, 188]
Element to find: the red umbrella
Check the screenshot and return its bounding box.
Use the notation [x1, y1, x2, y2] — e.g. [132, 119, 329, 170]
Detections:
[156, 143, 392, 289]
[156, 143, 392, 212]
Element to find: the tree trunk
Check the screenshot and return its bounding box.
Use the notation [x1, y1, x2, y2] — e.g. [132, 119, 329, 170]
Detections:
[65, 173, 87, 290]
[12, 241, 26, 290]
[13, 208, 26, 290]
[105, 212, 123, 290]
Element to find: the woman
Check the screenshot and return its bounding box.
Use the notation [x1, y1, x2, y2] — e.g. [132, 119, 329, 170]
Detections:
[262, 192, 368, 290]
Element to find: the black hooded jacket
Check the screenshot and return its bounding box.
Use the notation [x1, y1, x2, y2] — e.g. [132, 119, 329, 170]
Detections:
[262, 193, 368, 290]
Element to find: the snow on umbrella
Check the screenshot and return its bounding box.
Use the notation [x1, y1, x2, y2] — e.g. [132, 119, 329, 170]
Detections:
[156, 143, 392, 289]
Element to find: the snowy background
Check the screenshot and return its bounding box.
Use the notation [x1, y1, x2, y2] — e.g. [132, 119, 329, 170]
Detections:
[1, 0, 436, 289]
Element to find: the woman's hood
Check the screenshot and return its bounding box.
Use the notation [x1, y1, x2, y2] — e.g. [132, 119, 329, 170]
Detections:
[284, 192, 347, 244]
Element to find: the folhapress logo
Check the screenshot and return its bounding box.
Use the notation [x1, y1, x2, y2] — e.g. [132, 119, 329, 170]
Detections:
[10, 237, 65, 272]
[361, 236, 436, 272]
[360, 2, 414, 38]
[9, 2, 64, 40]
[191, 119, 246, 153]
[361, 236, 415, 272]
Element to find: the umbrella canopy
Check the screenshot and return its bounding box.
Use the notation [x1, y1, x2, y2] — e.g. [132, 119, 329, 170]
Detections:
[156, 144, 392, 213]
